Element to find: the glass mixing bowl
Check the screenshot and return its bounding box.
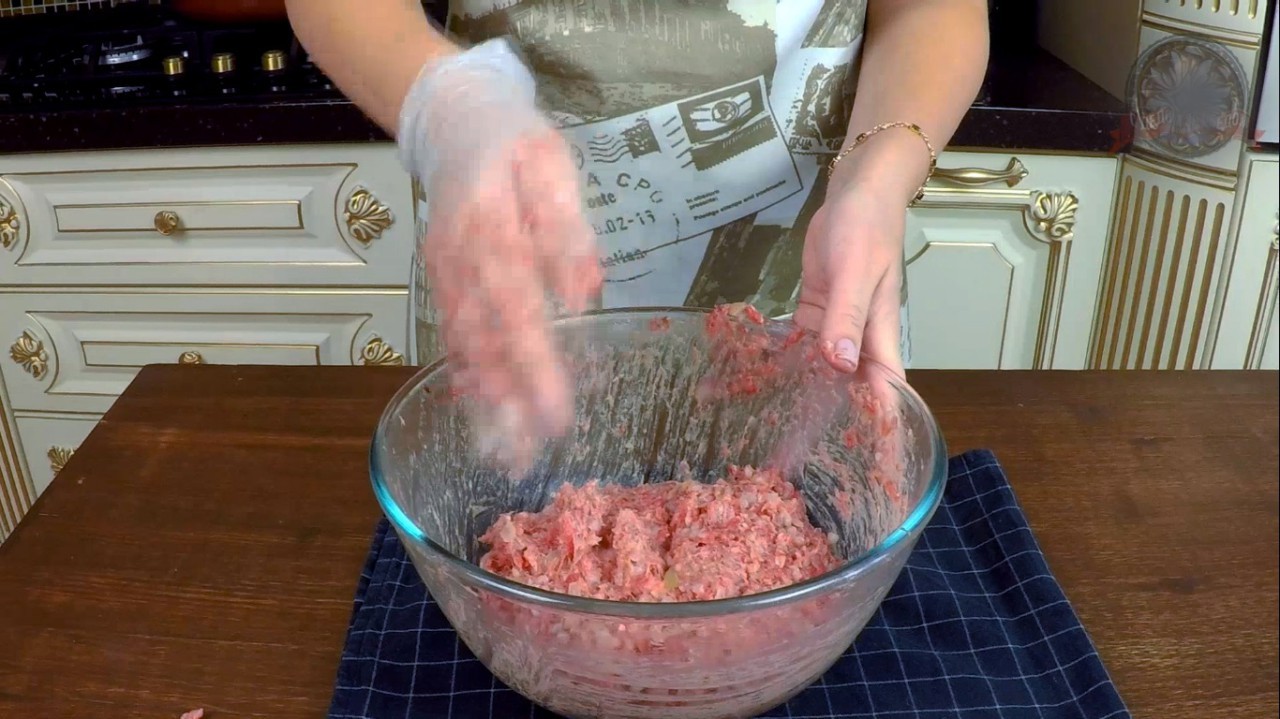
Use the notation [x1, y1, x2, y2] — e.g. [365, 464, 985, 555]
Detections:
[371, 307, 947, 719]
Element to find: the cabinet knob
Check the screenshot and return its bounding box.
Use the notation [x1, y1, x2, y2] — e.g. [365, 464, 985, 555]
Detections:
[178, 350, 205, 365]
[154, 210, 181, 235]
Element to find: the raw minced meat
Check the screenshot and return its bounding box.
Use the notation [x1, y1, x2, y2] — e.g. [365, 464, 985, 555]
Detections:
[444, 304, 912, 717]
[478, 465, 840, 601]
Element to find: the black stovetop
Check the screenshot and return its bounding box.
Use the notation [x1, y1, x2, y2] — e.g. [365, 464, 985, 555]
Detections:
[0, 5, 339, 111]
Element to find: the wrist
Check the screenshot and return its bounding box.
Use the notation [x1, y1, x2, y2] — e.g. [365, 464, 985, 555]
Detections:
[827, 127, 933, 206]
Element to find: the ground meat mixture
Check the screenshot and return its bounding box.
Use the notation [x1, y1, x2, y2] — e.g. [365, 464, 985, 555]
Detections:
[479, 465, 840, 602]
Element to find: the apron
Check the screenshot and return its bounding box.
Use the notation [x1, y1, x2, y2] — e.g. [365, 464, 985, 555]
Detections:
[411, 0, 912, 367]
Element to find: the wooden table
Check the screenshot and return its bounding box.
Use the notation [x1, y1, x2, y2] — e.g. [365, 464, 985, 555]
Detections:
[0, 366, 1275, 718]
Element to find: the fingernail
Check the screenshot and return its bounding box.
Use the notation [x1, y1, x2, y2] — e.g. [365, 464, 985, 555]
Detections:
[834, 338, 858, 371]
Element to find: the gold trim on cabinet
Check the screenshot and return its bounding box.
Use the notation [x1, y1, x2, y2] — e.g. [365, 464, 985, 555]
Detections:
[359, 336, 405, 366]
[1184, 202, 1228, 369]
[1090, 176, 1134, 368]
[945, 146, 1118, 159]
[47, 446, 74, 476]
[1093, 174, 1224, 371]
[1127, 148, 1240, 189]
[1152, 195, 1194, 368]
[930, 157, 1028, 189]
[904, 241, 1016, 271]
[0, 286, 407, 295]
[6, 161, 359, 178]
[10, 161, 357, 267]
[0, 177, 27, 255]
[1164, 199, 1208, 368]
[0, 380, 36, 539]
[78, 340, 325, 369]
[344, 187, 395, 246]
[1244, 217, 1280, 369]
[1140, 14, 1264, 48]
[11, 408, 103, 419]
[16, 259, 365, 269]
[905, 241, 1016, 366]
[1165, 199, 1224, 369]
[1109, 181, 1150, 369]
[1135, 190, 1178, 368]
[34, 310, 377, 318]
[52, 199, 306, 234]
[1023, 191, 1078, 369]
[177, 351, 205, 365]
[1121, 185, 1163, 368]
[9, 330, 49, 381]
[912, 186, 1076, 368]
[1022, 191, 1079, 243]
[0, 196, 20, 251]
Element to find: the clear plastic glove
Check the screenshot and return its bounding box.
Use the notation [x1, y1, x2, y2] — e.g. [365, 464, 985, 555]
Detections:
[398, 38, 601, 473]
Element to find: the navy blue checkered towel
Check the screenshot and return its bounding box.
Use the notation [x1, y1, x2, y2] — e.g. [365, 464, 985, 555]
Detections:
[329, 449, 1131, 719]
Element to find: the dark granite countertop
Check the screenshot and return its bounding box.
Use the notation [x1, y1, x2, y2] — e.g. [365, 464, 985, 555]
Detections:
[0, 44, 1127, 157]
[954, 46, 1129, 154]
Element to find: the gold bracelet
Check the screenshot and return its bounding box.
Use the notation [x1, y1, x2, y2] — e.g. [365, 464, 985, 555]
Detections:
[828, 121, 937, 205]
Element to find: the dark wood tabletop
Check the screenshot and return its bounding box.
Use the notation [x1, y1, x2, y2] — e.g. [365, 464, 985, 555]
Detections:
[0, 366, 1275, 718]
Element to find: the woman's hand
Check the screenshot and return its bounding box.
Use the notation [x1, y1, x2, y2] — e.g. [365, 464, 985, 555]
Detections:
[791, 0, 989, 378]
[794, 132, 922, 379]
[400, 39, 601, 472]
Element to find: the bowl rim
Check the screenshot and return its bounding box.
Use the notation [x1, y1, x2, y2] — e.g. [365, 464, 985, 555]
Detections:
[369, 307, 949, 618]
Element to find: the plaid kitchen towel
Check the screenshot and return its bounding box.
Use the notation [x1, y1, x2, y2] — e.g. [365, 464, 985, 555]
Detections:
[329, 450, 1131, 719]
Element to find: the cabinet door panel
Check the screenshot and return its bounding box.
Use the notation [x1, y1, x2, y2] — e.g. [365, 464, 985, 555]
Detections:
[1143, 0, 1268, 39]
[12, 412, 99, 499]
[0, 144, 413, 288]
[0, 290, 409, 414]
[1208, 153, 1279, 369]
[905, 151, 1116, 369]
[906, 225, 1030, 369]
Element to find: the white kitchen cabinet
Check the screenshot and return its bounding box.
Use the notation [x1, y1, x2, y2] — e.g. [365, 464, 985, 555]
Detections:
[1208, 151, 1280, 369]
[11, 411, 100, 499]
[0, 145, 411, 288]
[0, 142, 414, 543]
[0, 289, 409, 416]
[1131, 25, 1262, 176]
[904, 151, 1118, 369]
[1089, 154, 1238, 369]
[1143, 0, 1270, 39]
[0, 381, 31, 540]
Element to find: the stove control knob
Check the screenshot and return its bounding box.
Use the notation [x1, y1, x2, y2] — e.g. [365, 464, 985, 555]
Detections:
[162, 55, 185, 76]
[262, 50, 287, 73]
[211, 53, 236, 75]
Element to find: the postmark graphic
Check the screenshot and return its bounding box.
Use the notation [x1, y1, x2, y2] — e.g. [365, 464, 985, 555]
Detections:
[676, 78, 779, 171]
[1126, 35, 1248, 159]
[587, 119, 662, 164]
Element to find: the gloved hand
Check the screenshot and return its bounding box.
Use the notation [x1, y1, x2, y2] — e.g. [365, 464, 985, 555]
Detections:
[398, 38, 601, 473]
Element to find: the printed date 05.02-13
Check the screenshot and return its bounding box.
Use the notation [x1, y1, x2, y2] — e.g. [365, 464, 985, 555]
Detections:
[593, 210, 658, 236]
